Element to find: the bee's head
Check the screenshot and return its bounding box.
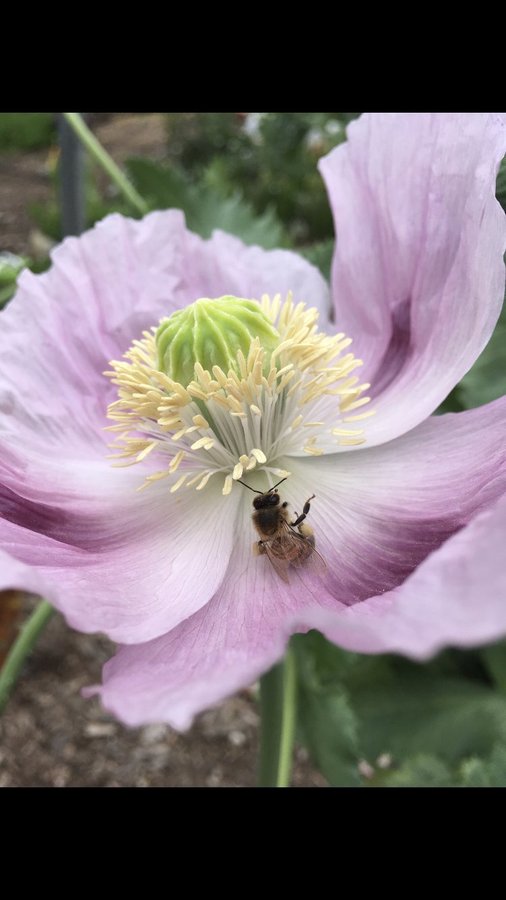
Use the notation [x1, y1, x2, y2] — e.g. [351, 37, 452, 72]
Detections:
[253, 490, 281, 510]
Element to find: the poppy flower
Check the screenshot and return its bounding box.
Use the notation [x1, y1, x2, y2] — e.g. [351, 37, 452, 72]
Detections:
[1, 113, 505, 728]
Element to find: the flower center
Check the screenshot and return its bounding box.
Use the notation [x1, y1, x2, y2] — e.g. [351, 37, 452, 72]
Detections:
[105, 293, 374, 495]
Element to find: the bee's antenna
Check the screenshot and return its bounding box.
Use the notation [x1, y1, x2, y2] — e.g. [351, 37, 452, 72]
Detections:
[238, 476, 288, 494]
[237, 480, 262, 494]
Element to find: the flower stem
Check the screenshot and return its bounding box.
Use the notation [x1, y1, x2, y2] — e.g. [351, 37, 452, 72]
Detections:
[0, 600, 54, 715]
[62, 113, 149, 217]
[258, 646, 297, 787]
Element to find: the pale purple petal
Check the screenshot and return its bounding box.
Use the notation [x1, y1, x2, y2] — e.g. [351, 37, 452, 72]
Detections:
[0, 211, 329, 641]
[94, 497, 337, 728]
[281, 398, 506, 605]
[95, 399, 506, 727]
[183, 229, 332, 326]
[0, 472, 240, 643]
[1, 210, 330, 459]
[1, 211, 191, 458]
[302, 490, 506, 659]
[319, 113, 506, 447]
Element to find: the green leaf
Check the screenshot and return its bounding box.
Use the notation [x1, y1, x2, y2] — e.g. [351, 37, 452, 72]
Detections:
[460, 756, 491, 786]
[496, 156, 506, 212]
[481, 640, 506, 694]
[375, 744, 506, 787]
[0, 113, 55, 151]
[294, 632, 506, 786]
[484, 743, 506, 785]
[458, 309, 506, 408]
[436, 387, 465, 414]
[300, 239, 334, 281]
[0, 252, 27, 286]
[377, 754, 454, 787]
[0, 253, 29, 307]
[126, 157, 286, 249]
[352, 666, 506, 765]
[126, 158, 192, 211]
[293, 634, 361, 786]
[163, 113, 354, 244]
[459, 744, 506, 787]
[189, 190, 284, 248]
[297, 687, 361, 786]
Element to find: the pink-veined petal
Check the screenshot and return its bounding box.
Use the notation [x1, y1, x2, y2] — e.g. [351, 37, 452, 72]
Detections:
[93, 497, 336, 728]
[0, 211, 329, 640]
[319, 113, 506, 447]
[183, 228, 332, 326]
[301, 489, 506, 659]
[94, 398, 506, 727]
[282, 398, 506, 605]
[0, 469, 240, 644]
[1, 210, 330, 457]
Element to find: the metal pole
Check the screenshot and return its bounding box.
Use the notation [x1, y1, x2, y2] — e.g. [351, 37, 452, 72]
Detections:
[58, 112, 86, 236]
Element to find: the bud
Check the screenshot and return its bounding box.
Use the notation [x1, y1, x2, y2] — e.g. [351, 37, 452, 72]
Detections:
[155, 296, 280, 386]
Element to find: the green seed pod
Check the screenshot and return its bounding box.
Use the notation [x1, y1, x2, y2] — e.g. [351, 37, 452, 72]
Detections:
[155, 296, 280, 386]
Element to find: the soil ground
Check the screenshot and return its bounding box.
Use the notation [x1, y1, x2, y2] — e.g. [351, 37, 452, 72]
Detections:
[0, 114, 326, 788]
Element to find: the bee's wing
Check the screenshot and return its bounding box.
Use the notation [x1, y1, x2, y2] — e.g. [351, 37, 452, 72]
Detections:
[285, 524, 328, 578]
[262, 523, 327, 582]
[262, 542, 291, 583]
[291, 546, 328, 578]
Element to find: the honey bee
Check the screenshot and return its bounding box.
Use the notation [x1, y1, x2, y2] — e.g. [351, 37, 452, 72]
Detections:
[239, 477, 326, 583]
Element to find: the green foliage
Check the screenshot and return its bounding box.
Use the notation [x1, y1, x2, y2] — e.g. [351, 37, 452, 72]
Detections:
[0, 252, 28, 306]
[126, 157, 286, 248]
[481, 640, 506, 694]
[496, 156, 506, 212]
[0, 252, 50, 308]
[166, 113, 252, 172]
[459, 744, 506, 786]
[378, 754, 454, 787]
[164, 113, 356, 244]
[29, 160, 129, 242]
[0, 113, 56, 151]
[294, 634, 361, 786]
[378, 744, 506, 787]
[370, 745, 506, 787]
[300, 239, 334, 282]
[353, 669, 506, 763]
[294, 632, 506, 787]
[457, 308, 506, 408]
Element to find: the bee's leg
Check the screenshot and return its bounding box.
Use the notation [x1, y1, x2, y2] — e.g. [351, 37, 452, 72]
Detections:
[297, 522, 315, 546]
[291, 494, 316, 528]
[253, 540, 267, 556]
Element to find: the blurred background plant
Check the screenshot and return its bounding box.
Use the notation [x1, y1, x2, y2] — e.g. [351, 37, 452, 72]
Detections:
[1, 111, 506, 787]
[0, 112, 357, 298]
[0, 113, 56, 151]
